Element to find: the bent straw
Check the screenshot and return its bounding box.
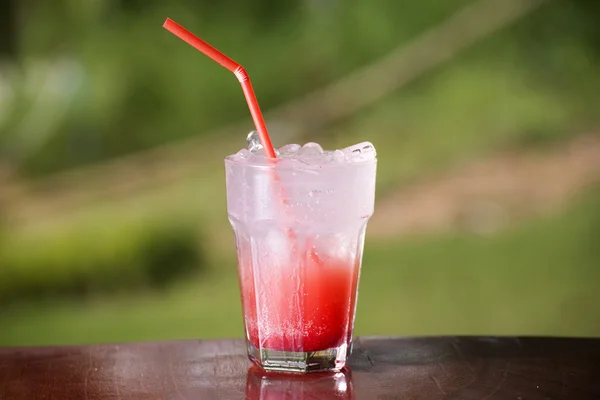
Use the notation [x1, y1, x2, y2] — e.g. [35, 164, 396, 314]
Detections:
[163, 18, 299, 244]
[162, 18, 276, 159]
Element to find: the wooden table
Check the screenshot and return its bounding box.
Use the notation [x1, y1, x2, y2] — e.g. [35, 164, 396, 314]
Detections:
[1, 336, 599, 399]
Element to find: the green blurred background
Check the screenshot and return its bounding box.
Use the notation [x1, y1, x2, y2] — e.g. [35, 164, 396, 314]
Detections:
[0, 0, 599, 346]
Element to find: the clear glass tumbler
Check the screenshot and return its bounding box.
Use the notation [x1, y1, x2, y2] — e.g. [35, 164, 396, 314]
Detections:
[225, 147, 376, 372]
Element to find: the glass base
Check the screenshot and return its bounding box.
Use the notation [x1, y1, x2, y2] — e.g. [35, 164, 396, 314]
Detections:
[247, 341, 349, 373]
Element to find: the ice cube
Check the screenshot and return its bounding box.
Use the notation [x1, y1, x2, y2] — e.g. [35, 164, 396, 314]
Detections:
[246, 131, 263, 153]
[248, 151, 271, 166]
[332, 149, 346, 163]
[299, 142, 324, 156]
[278, 143, 301, 156]
[294, 142, 325, 165]
[263, 229, 292, 266]
[234, 148, 250, 160]
[311, 233, 353, 263]
[342, 141, 376, 162]
[317, 150, 345, 164]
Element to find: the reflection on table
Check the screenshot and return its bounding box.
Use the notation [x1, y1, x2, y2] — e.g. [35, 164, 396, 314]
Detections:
[245, 365, 354, 399]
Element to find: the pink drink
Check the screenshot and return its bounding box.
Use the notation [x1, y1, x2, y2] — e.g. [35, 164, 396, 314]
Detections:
[226, 139, 376, 372]
[238, 240, 360, 353]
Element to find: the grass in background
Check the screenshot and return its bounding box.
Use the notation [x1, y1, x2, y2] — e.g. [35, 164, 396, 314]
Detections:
[359, 188, 600, 337]
[1, 188, 598, 347]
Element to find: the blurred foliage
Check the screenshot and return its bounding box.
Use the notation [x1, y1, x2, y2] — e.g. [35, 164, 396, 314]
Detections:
[507, 0, 600, 127]
[0, 0, 596, 177]
[0, 0, 517, 175]
[0, 218, 205, 303]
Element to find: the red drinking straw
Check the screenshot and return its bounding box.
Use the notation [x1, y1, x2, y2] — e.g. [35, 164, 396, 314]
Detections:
[162, 18, 277, 159]
[163, 18, 298, 245]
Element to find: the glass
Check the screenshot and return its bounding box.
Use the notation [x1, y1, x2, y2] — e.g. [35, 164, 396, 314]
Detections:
[225, 149, 376, 372]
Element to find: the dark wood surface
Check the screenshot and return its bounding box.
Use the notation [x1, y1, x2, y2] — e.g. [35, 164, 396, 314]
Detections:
[1, 336, 600, 399]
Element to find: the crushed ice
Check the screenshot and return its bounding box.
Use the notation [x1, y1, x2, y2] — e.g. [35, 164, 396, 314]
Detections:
[232, 132, 376, 164]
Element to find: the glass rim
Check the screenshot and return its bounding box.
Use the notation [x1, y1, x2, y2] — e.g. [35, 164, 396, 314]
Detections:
[224, 155, 377, 171]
